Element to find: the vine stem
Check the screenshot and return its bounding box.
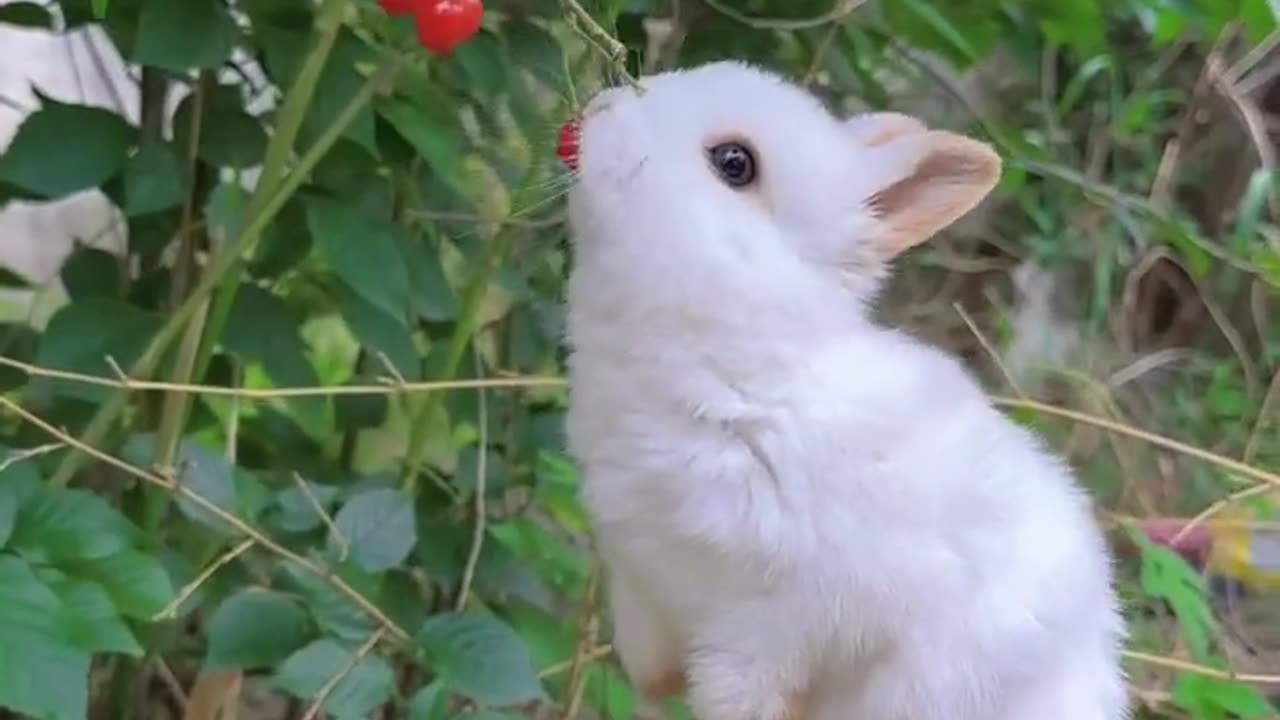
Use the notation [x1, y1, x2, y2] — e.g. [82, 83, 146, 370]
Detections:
[49, 23, 397, 487]
[398, 157, 556, 495]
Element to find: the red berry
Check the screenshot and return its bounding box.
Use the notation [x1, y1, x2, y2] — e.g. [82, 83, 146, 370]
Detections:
[557, 117, 581, 172]
[378, 0, 418, 16]
[415, 0, 483, 55]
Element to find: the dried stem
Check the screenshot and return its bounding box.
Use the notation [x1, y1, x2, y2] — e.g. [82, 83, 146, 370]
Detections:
[155, 539, 255, 620]
[993, 396, 1280, 489]
[292, 472, 348, 562]
[701, 0, 866, 30]
[954, 302, 1026, 399]
[301, 628, 388, 720]
[0, 442, 65, 473]
[1168, 483, 1275, 546]
[0, 397, 412, 644]
[0, 355, 560, 399]
[455, 351, 489, 613]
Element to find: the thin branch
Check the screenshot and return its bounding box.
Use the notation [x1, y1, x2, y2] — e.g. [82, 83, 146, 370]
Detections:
[456, 349, 489, 613]
[1121, 649, 1280, 684]
[292, 472, 348, 562]
[701, 0, 866, 30]
[1244, 368, 1280, 463]
[538, 644, 614, 679]
[0, 355, 562, 399]
[0, 397, 412, 644]
[561, 0, 638, 87]
[541, 642, 1280, 684]
[1168, 483, 1274, 546]
[301, 628, 388, 720]
[0, 442, 65, 474]
[954, 302, 1026, 399]
[562, 568, 601, 720]
[155, 539, 255, 620]
[993, 396, 1280, 489]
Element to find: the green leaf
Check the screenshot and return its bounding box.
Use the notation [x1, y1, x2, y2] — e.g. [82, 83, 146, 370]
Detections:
[205, 589, 315, 670]
[30, 300, 162, 402]
[337, 286, 419, 381]
[174, 439, 241, 533]
[408, 680, 449, 720]
[417, 611, 545, 708]
[0, 2, 54, 27]
[274, 638, 395, 719]
[307, 198, 411, 321]
[11, 487, 138, 564]
[0, 95, 131, 199]
[72, 548, 175, 620]
[91, 0, 108, 18]
[1135, 532, 1216, 660]
[274, 479, 341, 533]
[333, 488, 416, 572]
[45, 574, 143, 656]
[397, 229, 457, 322]
[0, 624, 90, 720]
[222, 283, 325, 421]
[173, 85, 268, 170]
[377, 97, 463, 188]
[1174, 672, 1278, 719]
[0, 557, 91, 720]
[0, 555, 61, 635]
[123, 141, 183, 216]
[276, 557, 378, 643]
[0, 493, 15, 550]
[132, 0, 237, 71]
[0, 446, 41, 549]
[62, 246, 123, 300]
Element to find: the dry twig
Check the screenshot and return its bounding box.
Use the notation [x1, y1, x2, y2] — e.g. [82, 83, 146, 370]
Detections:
[0, 354, 560, 399]
[702, 0, 866, 30]
[301, 628, 388, 720]
[0, 396, 413, 644]
[292, 472, 349, 561]
[155, 538, 256, 621]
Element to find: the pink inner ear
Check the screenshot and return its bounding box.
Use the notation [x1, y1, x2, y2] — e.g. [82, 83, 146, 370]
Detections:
[867, 145, 991, 219]
[863, 133, 1001, 256]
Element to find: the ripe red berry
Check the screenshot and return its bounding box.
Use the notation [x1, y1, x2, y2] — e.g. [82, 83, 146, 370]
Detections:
[415, 0, 484, 55]
[557, 118, 581, 172]
[377, 0, 418, 16]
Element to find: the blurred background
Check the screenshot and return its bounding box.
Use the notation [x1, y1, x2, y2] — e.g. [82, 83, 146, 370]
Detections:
[0, 0, 1277, 718]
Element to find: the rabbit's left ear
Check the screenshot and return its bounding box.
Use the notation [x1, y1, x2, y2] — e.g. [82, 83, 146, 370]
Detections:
[858, 130, 1001, 258]
[844, 112, 927, 147]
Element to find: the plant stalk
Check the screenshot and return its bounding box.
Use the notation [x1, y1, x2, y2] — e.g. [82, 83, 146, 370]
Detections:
[49, 17, 394, 487]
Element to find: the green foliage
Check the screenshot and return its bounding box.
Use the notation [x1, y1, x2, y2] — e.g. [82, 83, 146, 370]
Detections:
[0, 0, 1277, 717]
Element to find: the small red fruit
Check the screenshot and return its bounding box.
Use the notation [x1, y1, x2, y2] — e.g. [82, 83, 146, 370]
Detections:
[377, 0, 418, 16]
[415, 0, 484, 55]
[557, 117, 580, 172]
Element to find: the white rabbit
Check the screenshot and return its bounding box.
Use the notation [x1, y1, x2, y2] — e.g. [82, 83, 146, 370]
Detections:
[560, 61, 1128, 720]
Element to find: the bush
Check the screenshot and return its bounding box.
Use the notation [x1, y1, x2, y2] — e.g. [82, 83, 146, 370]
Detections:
[0, 0, 1277, 718]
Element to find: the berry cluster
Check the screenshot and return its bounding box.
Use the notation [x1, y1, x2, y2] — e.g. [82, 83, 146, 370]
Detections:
[378, 0, 483, 55]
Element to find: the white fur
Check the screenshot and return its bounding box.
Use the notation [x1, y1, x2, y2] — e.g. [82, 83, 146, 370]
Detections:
[563, 61, 1128, 720]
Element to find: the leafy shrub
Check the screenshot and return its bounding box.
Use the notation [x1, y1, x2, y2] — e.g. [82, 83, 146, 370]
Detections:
[0, 0, 1278, 718]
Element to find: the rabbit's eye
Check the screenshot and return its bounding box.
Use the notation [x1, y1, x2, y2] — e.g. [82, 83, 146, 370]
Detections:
[708, 141, 756, 188]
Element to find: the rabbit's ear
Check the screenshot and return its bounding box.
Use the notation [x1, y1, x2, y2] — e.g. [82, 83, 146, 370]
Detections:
[844, 112, 927, 147]
[859, 130, 1001, 258]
